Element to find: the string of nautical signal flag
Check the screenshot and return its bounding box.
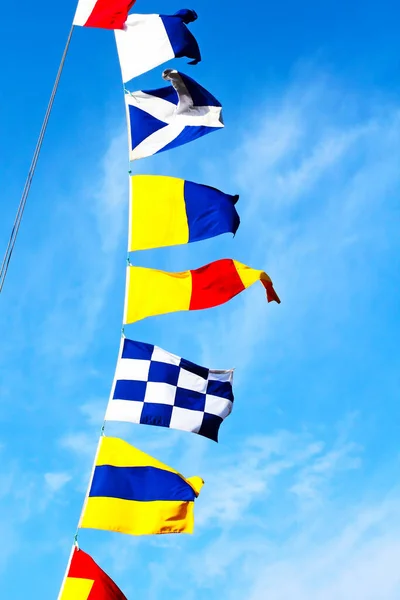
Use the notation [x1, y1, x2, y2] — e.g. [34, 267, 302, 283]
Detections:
[3, 0, 282, 596]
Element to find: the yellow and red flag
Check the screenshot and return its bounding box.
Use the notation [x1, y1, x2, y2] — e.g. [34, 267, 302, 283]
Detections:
[60, 547, 127, 600]
[124, 258, 280, 324]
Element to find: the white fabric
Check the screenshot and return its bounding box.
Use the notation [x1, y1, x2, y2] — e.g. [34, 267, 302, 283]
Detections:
[208, 370, 234, 382]
[115, 358, 150, 381]
[205, 395, 233, 418]
[169, 407, 202, 433]
[73, 0, 97, 26]
[144, 382, 177, 405]
[115, 15, 174, 82]
[177, 369, 207, 393]
[106, 399, 144, 422]
[152, 346, 180, 365]
[127, 89, 223, 126]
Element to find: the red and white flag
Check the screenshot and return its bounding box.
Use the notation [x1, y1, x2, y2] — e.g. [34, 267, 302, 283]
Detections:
[73, 0, 136, 30]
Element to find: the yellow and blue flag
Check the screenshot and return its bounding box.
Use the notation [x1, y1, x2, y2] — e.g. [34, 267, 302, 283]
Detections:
[129, 175, 240, 251]
[79, 436, 204, 536]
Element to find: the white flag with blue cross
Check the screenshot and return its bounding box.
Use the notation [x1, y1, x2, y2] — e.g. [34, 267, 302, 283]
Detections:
[105, 338, 234, 442]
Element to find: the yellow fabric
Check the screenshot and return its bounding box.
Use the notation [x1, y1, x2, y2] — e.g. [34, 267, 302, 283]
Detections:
[81, 497, 195, 535]
[233, 260, 272, 289]
[129, 175, 189, 251]
[124, 266, 192, 324]
[96, 436, 178, 475]
[186, 476, 205, 496]
[60, 578, 93, 600]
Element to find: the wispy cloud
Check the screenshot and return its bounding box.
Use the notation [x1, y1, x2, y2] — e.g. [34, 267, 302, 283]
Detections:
[244, 494, 400, 600]
[0, 450, 74, 574]
[44, 472, 72, 493]
[115, 417, 365, 599]
[195, 73, 400, 376]
[38, 130, 128, 362]
[196, 430, 321, 527]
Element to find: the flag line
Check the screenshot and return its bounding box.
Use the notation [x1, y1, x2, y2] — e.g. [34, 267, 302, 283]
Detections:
[0, 25, 75, 294]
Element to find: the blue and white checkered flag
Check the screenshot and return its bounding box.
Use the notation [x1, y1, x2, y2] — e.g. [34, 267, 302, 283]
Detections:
[105, 338, 234, 442]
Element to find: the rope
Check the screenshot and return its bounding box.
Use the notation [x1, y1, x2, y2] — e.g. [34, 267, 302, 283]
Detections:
[0, 25, 75, 294]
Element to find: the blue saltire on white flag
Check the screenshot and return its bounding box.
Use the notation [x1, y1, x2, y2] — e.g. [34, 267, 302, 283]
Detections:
[115, 9, 201, 82]
[125, 69, 224, 160]
[105, 338, 234, 442]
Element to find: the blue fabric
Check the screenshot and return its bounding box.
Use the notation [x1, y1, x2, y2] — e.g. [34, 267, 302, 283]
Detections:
[173, 9, 198, 23]
[122, 338, 153, 361]
[157, 125, 221, 155]
[160, 10, 201, 66]
[148, 361, 180, 386]
[140, 85, 177, 103]
[140, 402, 173, 428]
[143, 73, 220, 108]
[128, 104, 168, 151]
[198, 414, 224, 442]
[184, 180, 240, 243]
[179, 72, 221, 107]
[179, 357, 209, 380]
[113, 380, 147, 402]
[174, 387, 206, 411]
[90, 465, 196, 502]
[207, 379, 234, 401]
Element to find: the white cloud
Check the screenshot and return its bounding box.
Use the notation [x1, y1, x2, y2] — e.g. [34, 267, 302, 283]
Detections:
[44, 472, 71, 493]
[0, 457, 74, 575]
[59, 431, 98, 458]
[244, 494, 400, 600]
[194, 421, 361, 529]
[113, 419, 367, 600]
[195, 74, 400, 376]
[175, 493, 400, 600]
[80, 400, 108, 426]
[36, 129, 128, 364]
[196, 431, 317, 526]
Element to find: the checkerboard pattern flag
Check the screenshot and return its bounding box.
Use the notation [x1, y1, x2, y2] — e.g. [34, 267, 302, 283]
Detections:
[105, 338, 234, 442]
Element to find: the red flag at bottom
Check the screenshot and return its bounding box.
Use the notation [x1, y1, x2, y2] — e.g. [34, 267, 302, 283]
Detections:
[60, 547, 127, 600]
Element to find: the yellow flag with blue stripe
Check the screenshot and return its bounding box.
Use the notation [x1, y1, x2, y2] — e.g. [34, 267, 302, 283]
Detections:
[129, 175, 240, 251]
[79, 436, 204, 536]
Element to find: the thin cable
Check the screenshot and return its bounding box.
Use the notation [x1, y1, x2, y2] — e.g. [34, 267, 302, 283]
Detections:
[0, 25, 75, 294]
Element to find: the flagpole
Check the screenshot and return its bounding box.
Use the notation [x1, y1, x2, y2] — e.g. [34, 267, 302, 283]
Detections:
[0, 24, 75, 294]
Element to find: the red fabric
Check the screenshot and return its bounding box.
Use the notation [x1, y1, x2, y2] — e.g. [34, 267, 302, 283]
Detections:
[68, 548, 127, 600]
[189, 259, 245, 310]
[261, 279, 281, 304]
[85, 0, 136, 29]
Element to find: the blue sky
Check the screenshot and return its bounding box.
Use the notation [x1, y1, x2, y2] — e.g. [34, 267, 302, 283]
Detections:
[1, 0, 400, 598]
